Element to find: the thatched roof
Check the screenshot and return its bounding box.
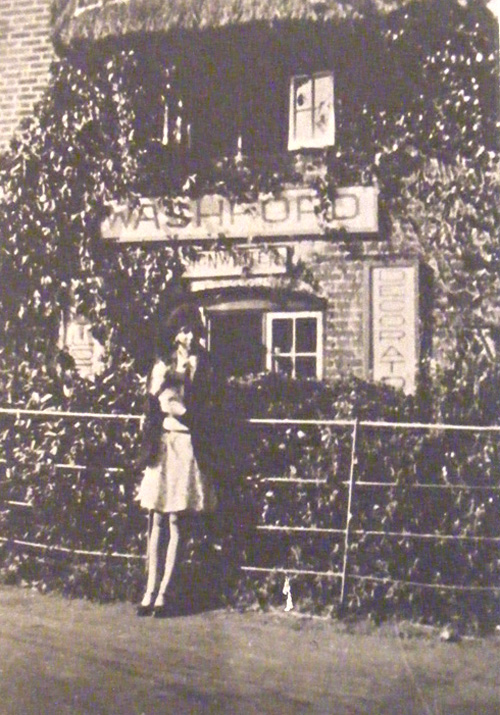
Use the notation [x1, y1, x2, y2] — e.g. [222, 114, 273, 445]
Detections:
[51, 0, 434, 46]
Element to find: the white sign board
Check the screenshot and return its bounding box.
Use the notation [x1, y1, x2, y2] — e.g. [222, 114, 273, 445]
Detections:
[60, 314, 105, 380]
[101, 186, 378, 242]
[371, 266, 417, 395]
[183, 246, 288, 279]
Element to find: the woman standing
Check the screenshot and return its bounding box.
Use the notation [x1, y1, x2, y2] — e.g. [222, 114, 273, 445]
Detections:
[136, 305, 216, 617]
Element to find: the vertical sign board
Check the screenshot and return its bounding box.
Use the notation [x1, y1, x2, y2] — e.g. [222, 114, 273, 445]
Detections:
[371, 266, 418, 395]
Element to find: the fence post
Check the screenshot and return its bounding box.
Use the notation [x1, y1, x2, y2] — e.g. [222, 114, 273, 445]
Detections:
[340, 419, 358, 607]
[4, 415, 15, 482]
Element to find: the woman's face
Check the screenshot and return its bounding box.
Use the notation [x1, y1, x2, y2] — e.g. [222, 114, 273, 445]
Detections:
[175, 326, 194, 352]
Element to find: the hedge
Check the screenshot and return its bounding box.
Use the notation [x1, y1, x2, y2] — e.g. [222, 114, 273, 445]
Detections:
[1, 372, 499, 633]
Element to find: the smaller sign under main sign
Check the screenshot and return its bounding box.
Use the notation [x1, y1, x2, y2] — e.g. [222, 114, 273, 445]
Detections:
[101, 186, 378, 243]
[183, 246, 289, 279]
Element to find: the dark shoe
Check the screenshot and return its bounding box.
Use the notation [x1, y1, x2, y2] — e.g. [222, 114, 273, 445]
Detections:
[153, 603, 174, 619]
[136, 604, 154, 617]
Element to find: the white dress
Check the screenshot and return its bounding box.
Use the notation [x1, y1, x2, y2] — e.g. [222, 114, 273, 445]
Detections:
[136, 358, 217, 514]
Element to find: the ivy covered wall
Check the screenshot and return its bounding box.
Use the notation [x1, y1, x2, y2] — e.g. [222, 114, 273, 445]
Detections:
[0, 0, 498, 406]
[84, 0, 498, 194]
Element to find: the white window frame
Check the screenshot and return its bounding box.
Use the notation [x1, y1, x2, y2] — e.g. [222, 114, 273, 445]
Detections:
[288, 72, 335, 151]
[162, 100, 191, 147]
[265, 311, 323, 379]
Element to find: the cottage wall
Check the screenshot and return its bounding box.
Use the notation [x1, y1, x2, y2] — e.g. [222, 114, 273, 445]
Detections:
[310, 246, 365, 381]
[0, 0, 53, 151]
[294, 240, 420, 390]
[0, 1, 494, 396]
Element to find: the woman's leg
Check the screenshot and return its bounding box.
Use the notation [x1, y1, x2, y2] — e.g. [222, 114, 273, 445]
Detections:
[155, 513, 180, 606]
[141, 511, 166, 607]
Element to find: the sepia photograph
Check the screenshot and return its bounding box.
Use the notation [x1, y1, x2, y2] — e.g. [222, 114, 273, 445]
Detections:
[0, 0, 499, 712]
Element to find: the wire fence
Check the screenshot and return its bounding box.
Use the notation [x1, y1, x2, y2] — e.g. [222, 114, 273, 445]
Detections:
[1, 407, 500, 604]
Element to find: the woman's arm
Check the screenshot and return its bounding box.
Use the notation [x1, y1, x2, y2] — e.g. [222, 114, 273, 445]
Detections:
[135, 392, 163, 469]
[147, 359, 168, 396]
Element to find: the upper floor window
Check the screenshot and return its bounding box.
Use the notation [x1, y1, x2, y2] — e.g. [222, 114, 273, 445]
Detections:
[288, 72, 335, 151]
[161, 99, 191, 148]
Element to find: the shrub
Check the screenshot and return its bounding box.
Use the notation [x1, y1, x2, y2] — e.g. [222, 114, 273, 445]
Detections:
[3, 371, 499, 632]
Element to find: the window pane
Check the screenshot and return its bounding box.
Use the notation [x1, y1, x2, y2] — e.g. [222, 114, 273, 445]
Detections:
[314, 75, 333, 110]
[294, 78, 312, 111]
[296, 318, 317, 353]
[294, 110, 313, 144]
[272, 319, 293, 353]
[295, 357, 317, 378]
[313, 75, 334, 141]
[273, 355, 293, 376]
[295, 112, 312, 142]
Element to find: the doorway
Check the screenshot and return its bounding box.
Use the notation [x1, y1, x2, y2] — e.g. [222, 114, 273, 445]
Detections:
[209, 312, 264, 377]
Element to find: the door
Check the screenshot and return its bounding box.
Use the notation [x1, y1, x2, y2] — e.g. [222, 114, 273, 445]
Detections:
[209, 312, 264, 377]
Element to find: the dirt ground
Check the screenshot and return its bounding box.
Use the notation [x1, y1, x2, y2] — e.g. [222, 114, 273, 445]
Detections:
[0, 585, 499, 715]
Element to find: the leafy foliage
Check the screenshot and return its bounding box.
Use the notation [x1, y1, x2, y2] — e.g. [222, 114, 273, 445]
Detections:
[1, 373, 499, 630]
[1, 0, 499, 393]
[218, 374, 500, 630]
[0, 51, 137, 372]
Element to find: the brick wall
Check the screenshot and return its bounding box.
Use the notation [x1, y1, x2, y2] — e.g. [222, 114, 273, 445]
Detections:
[304, 240, 422, 392]
[297, 241, 367, 382]
[0, 0, 54, 152]
[312, 248, 366, 381]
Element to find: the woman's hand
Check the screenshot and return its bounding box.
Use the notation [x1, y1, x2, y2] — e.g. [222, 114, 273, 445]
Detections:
[167, 396, 187, 417]
[158, 387, 187, 416]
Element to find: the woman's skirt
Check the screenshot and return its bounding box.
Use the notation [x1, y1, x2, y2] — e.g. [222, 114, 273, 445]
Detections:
[136, 430, 217, 514]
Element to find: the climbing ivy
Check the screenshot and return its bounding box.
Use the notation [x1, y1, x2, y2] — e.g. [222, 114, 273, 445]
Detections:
[0, 0, 498, 400]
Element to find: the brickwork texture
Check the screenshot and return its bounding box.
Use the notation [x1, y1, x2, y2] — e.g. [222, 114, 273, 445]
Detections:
[0, 0, 54, 152]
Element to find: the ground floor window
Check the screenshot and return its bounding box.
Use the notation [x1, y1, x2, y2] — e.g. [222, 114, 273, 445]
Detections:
[265, 312, 323, 379]
[208, 308, 323, 379]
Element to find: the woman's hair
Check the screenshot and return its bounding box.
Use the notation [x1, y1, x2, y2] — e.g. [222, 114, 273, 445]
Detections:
[157, 303, 206, 358]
